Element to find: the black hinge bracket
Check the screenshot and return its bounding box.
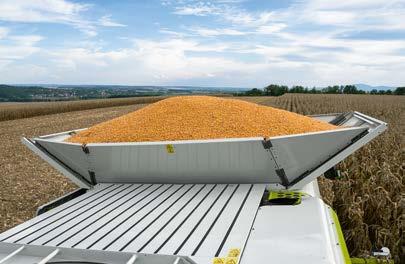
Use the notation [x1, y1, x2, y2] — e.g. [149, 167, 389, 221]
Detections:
[351, 130, 369, 143]
[81, 144, 90, 154]
[88, 171, 97, 185]
[276, 168, 290, 187]
[329, 113, 347, 125]
[262, 139, 272, 149]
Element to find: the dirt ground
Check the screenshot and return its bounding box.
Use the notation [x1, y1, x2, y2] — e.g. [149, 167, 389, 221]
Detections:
[0, 104, 146, 231]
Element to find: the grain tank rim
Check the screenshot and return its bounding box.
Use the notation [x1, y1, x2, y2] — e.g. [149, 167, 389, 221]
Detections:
[23, 111, 387, 190]
[36, 126, 357, 146]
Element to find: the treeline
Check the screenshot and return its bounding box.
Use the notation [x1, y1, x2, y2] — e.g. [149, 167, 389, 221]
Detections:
[240, 85, 405, 96]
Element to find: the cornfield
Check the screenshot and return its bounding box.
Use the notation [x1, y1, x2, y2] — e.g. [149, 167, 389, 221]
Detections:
[0, 94, 403, 262]
[243, 94, 404, 262]
[0, 96, 164, 121]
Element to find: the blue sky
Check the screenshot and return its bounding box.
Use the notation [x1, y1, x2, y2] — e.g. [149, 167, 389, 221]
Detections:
[0, 0, 404, 87]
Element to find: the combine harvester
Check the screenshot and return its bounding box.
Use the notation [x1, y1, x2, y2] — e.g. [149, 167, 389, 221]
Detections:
[0, 111, 389, 263]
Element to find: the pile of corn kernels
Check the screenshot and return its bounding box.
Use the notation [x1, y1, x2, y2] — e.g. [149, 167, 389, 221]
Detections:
[67, 96, 337, 143]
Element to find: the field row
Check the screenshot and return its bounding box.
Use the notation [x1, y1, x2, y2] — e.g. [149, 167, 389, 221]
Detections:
[0, 96, 164, 121]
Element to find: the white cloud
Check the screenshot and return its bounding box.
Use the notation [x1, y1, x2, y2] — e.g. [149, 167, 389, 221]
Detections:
[8, 35, 44, 44]
[279, 0, 405, 31]
[0, 0, 94, 36]
[256, 23, 287, 34]
[98, 15, 126, 27]
[0, 27, 10, 39]
[0, 45, 41, 61]
[173, 3, 221, 16]
[159, 28, 190, 37]
[2, 0, 405, 86]
[2, 34, 405, 86]
[8, 38, 263, 85]
[171, 1, 276, 28]
[0, 0, 90, 22]
[189, 27, 247, 37]
[170, 0, 405, 32]
[187, 23, 287, 37]
[0, 32, 42, 65]
[0, 27, 43, 68]
[306, 0, 403, 10]
[0, 0, 125, 36]
[0, 0, 89, 24]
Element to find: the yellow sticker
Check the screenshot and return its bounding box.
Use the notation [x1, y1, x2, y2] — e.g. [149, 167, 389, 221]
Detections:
[212, 258, 225, 264]
[227, 248, 240, 258]
[166, 144, 175, 154]
[213, 248, 240, 264]
[224, 257, 238, 264]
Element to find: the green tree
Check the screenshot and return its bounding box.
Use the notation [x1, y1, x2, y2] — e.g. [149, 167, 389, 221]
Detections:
[322, 85, 340, 94]
[264, 84, 288, 96]
[377, 90, 386, 95]
[290, 86, 305, 93]
[342, 85, 358, 94]
[245, 88, 264, 96]
[394, 87, 405, 95]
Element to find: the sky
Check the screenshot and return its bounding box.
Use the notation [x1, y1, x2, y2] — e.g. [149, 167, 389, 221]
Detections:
[0, 0, 404, 87]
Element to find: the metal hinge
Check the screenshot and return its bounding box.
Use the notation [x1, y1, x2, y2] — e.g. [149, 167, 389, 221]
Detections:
[262, 139, 272, 149]
[88, 171, 97, 185]
[351, 130, 369, 143]
[81, 144, 90, 154]
[329, 113, 347, 125]
[276, 168, 290, 187]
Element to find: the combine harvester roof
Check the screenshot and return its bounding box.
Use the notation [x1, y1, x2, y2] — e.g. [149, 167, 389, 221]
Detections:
[0, 111, 387, 264]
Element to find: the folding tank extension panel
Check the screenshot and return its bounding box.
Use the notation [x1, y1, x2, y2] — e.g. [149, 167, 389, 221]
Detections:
[23, 111, 386, 190]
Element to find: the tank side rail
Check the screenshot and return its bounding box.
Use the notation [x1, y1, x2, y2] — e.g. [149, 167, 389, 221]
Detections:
[37, 128, 87, 141]
[0, 242, 197, 264]
[0, 245, 24, 263]
[310, 111, 384, 129]
[36, 188, 87, 216]
[38, 248, 59, 264]
[290, 111, 387, 189]
[21, 137, 91, 189]
[308, 113, 342, 123]
[328, 111, 379, 127]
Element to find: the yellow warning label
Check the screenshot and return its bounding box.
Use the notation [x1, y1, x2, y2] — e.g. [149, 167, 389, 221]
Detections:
[213, 248, 240, 264]
[212, 257, 238, 264]
[213, 258, 224, 264]
[227, 248, 240, 258]
[166, 144, 175, 154]
[224, 257, 238, 264]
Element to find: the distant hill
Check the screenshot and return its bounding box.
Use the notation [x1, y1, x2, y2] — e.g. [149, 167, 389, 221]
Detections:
[354, 83, 394, 91]
[0, 84, 248, 102]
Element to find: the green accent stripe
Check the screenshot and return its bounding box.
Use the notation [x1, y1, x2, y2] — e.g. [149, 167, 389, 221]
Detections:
[330, 208, 351, 264]
[351, 258, 394, 264]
